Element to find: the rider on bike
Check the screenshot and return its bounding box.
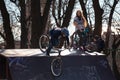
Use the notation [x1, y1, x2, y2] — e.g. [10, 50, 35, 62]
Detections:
[46, 27, 69, 56]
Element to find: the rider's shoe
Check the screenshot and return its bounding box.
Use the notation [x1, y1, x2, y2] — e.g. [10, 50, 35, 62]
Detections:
[46, 52, 50, 56]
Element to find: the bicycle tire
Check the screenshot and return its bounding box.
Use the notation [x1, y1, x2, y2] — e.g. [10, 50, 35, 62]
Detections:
[39, 34, 49, 53]
[71, 33, 80, 50]
[51, 57, 62, 77]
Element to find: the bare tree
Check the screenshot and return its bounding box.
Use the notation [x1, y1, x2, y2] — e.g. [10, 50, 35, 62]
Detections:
[30, 0, 52, 48]
[10, 0, 28, 48]
[78, 0, 88, 21]
[92, 0, 104, 36]
[0, 0, 15, 48]
[19, 0, 28, 48]
[62, 0, 75, 28]
[51, 0, 65, 27]
[30, 0, 41, 48]
[104, 0, 120, 79]
[51, 0, 75, 28]
[105, 0, 119, 51]
[111, 33, 120, 80]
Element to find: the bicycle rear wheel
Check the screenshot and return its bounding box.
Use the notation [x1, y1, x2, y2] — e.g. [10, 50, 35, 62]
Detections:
[39, 34, 49, 53]
[85, 42, 96, 52]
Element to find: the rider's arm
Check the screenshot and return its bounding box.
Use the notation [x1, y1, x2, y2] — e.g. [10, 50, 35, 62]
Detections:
[81, 14, 87, 28]
[73, 21, 78, 27]
[73, 17, 79, 28]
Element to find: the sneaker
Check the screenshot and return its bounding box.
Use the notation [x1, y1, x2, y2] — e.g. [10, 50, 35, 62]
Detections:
[46, 53, 50, 56]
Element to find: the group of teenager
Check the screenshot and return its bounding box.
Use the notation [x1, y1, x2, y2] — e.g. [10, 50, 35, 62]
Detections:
[46, 10, 105, 56]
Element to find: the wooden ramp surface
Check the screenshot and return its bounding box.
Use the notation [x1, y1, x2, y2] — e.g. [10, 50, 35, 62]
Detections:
[0, 49, 116, 80]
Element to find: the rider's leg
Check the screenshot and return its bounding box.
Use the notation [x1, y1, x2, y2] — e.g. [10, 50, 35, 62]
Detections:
[58, 37, 65, 48]
[46, 42, 53, 56]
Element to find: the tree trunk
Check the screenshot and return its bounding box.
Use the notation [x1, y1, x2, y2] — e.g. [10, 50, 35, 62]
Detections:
[41, 0, 52, 34]
[92, 0, 103, 36]
[0, 0, 15, 48]
[112, 46, 120, 80]
[20, 0, 28, 48]
[31, 0, 41, 48]
[0, 32, 6, 41]
[111, 34, 120, 80]
[105, 0, 119, 52]
[30, 0, 52, 48]
[78, 0, 87, 21]
[62, 0, 75, 28]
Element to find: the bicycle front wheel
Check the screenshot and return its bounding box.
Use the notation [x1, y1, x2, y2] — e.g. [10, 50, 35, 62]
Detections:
[51, 57, 62, 77]
[39, 34, 49, 53]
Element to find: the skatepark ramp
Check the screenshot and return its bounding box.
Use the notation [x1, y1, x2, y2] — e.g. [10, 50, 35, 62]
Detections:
[0, 55, 116, 80]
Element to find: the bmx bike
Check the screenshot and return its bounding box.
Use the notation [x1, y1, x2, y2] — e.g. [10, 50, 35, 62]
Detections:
[70, 30, 96, 52]
[39, 34, 69, 77]
[70, 31, 85, 51]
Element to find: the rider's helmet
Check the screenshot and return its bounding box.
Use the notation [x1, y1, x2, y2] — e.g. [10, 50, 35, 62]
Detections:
[61, 28, 69, 37]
